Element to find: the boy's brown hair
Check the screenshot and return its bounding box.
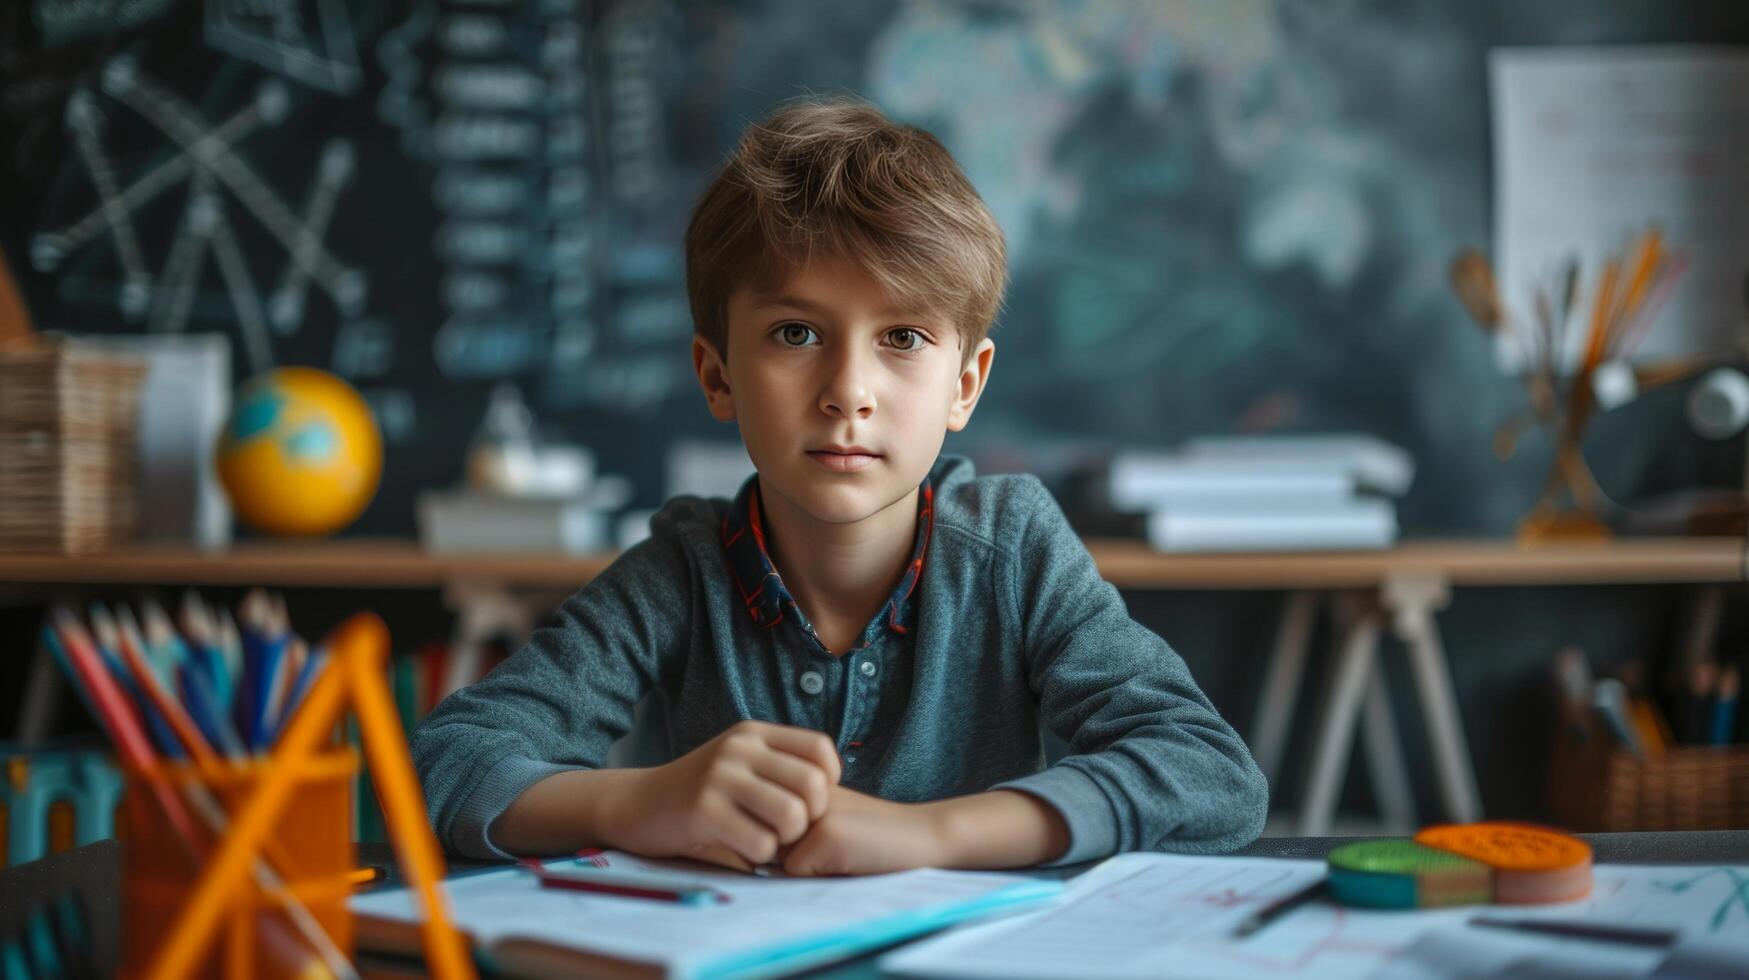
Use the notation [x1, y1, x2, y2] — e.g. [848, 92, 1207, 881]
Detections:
[685, 97, 1006, 362]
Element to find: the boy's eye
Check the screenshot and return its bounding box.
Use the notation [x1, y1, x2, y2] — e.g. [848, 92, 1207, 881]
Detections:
[888, 328, 921, 351]
[778, 323, 816, 347]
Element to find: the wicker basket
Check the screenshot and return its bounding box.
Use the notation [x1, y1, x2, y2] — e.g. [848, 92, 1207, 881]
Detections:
[1550, 718, 1749, 831]
[0, 341, 147, 553]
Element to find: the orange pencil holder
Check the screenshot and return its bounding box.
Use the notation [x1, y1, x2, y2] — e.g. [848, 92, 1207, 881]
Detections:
[118, 749, 358, 979]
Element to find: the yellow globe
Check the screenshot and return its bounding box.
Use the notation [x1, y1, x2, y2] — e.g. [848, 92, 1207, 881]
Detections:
[216, 367, 383, 536]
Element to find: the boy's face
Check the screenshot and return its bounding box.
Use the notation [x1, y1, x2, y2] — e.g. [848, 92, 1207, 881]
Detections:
[692, 258, 995, 527]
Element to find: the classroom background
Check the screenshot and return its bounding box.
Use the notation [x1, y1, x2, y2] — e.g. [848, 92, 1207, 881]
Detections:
[3, 0, 1749, 861]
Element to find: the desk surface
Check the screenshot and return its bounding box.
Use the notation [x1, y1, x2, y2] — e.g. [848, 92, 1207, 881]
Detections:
[1, 537, 1744, 589]
[5, 832, 1746, 975]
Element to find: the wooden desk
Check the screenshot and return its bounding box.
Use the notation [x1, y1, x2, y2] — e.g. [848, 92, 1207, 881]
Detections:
[5, 833, 1745, 977]
[4, 537, 1745, 834]
[1, 536, 1743, 589]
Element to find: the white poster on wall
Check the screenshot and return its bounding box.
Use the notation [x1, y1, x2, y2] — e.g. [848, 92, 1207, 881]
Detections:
[1490, 47, 1749, 372]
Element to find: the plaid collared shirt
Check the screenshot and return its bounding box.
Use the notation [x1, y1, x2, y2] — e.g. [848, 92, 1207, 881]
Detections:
[721, 473, 934, 647]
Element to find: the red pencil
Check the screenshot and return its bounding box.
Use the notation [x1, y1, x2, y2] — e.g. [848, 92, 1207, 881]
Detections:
[50, 608, 206, 853]
[519, 860, 728, 906]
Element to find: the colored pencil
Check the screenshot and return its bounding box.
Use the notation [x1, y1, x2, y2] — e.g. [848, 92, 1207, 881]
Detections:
[521, 861, 728, 906]
[100, 606, 224, 770]
[46, 610, 204, 853]
[179, 591, 233, 713]
[63, 604, 354, 979]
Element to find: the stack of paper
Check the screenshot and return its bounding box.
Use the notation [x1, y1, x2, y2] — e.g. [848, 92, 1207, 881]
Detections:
[1108, 434, 1412, 553]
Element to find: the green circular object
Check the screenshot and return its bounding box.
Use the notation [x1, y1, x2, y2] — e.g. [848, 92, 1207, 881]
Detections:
[1328, 840, 1492, 909]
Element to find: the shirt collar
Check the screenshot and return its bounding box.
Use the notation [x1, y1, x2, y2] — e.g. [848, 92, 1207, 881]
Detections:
[721, 474, 935, 648]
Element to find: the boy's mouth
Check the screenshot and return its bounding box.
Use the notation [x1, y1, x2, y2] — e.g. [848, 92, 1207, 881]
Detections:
[806, 447, 881, 473]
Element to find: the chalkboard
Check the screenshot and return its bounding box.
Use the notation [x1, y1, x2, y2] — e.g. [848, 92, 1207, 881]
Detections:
[4, 0, 1747, 536]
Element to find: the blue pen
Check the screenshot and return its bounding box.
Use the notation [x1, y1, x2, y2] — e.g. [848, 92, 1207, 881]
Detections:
[235, 591, 268, 752]
[271, 645, 329, 743]
[237, 590, 289, 752]
[179, 591, 233, 712]
[251, 622, 291, 751]
[179, 659, 246, 757]
[216, 608, 244, 706]
[261, 636, 303, 740]
[194, 638, 230, 715]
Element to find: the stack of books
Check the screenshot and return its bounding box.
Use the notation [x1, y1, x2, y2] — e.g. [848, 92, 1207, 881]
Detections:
[1106, 435, 1413, 553]
[0, 341, 148, 554]
[416, 472, 633, 555]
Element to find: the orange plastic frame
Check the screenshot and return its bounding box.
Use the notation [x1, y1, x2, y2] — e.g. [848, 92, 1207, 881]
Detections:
[143, 613, 475, 980]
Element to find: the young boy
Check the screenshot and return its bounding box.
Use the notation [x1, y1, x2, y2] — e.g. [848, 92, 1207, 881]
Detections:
[412, 98, 1267, 876]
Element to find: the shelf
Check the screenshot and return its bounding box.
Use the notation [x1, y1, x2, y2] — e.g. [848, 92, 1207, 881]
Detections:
[0, 537, 1742, 590]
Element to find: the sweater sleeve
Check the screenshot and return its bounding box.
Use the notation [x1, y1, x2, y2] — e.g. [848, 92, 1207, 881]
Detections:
[410, 508, 695, 859]
[994, 478, 1268, 865]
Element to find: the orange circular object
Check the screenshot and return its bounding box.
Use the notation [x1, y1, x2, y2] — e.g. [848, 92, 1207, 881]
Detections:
[1415, 822, 1591, 870]
[1415, 822, 1593, 904]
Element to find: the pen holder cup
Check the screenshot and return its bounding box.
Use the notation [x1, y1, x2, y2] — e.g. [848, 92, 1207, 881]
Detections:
[118, 749, 358, 979]
[1550, 724, 1749, 831]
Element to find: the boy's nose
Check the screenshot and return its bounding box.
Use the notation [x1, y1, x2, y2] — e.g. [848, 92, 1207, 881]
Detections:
[819, 356, 876, 419]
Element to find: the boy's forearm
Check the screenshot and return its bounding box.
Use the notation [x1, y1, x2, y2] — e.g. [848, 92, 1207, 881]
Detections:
[492, 773, 1069, 870]
[925, 789, 1071, 869]
[489, 767, 638, 856]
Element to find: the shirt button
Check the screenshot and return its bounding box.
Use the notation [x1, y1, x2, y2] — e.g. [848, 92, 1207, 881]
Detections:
[858, 660, 876, 677]
[845, 754, 858, 765]
[799, 671, 824, 695]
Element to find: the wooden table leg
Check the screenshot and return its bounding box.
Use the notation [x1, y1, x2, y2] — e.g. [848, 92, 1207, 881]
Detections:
[1385, 572, 1482, 823]
[1299, 592, 1380, 836]
[1362, 664, 1417, 833]
[1251, 590, 1320, 788]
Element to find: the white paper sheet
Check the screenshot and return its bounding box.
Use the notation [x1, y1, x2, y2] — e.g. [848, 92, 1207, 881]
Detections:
[1490, 47, 1749, 372]
[350, 850, 1058, 978]
[882, 855, 1749, 980]
[1373, 926, 1662, 980]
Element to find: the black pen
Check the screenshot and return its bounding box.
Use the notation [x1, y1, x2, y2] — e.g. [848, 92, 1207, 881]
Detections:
[1233, 878, 1327, 937]
[1468, 915, 1678, 948]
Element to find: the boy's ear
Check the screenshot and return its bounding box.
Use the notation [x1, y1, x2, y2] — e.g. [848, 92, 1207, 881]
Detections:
[946, 338, 995, 433]
[692, 335, 737, 422]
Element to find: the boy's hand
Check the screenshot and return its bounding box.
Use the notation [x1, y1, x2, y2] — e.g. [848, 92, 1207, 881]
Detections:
[604, 720, 840, 870]
[780, 785, 950, 877]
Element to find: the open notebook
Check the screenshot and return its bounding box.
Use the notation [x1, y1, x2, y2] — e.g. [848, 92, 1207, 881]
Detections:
[350, 850, 1063, 980]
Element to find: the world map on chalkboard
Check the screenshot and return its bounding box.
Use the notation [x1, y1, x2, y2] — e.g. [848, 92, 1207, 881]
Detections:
[2, 0, 1744, 535]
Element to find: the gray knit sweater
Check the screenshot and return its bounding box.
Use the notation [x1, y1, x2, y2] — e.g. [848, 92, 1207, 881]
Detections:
[412, 454, 1267, 864]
